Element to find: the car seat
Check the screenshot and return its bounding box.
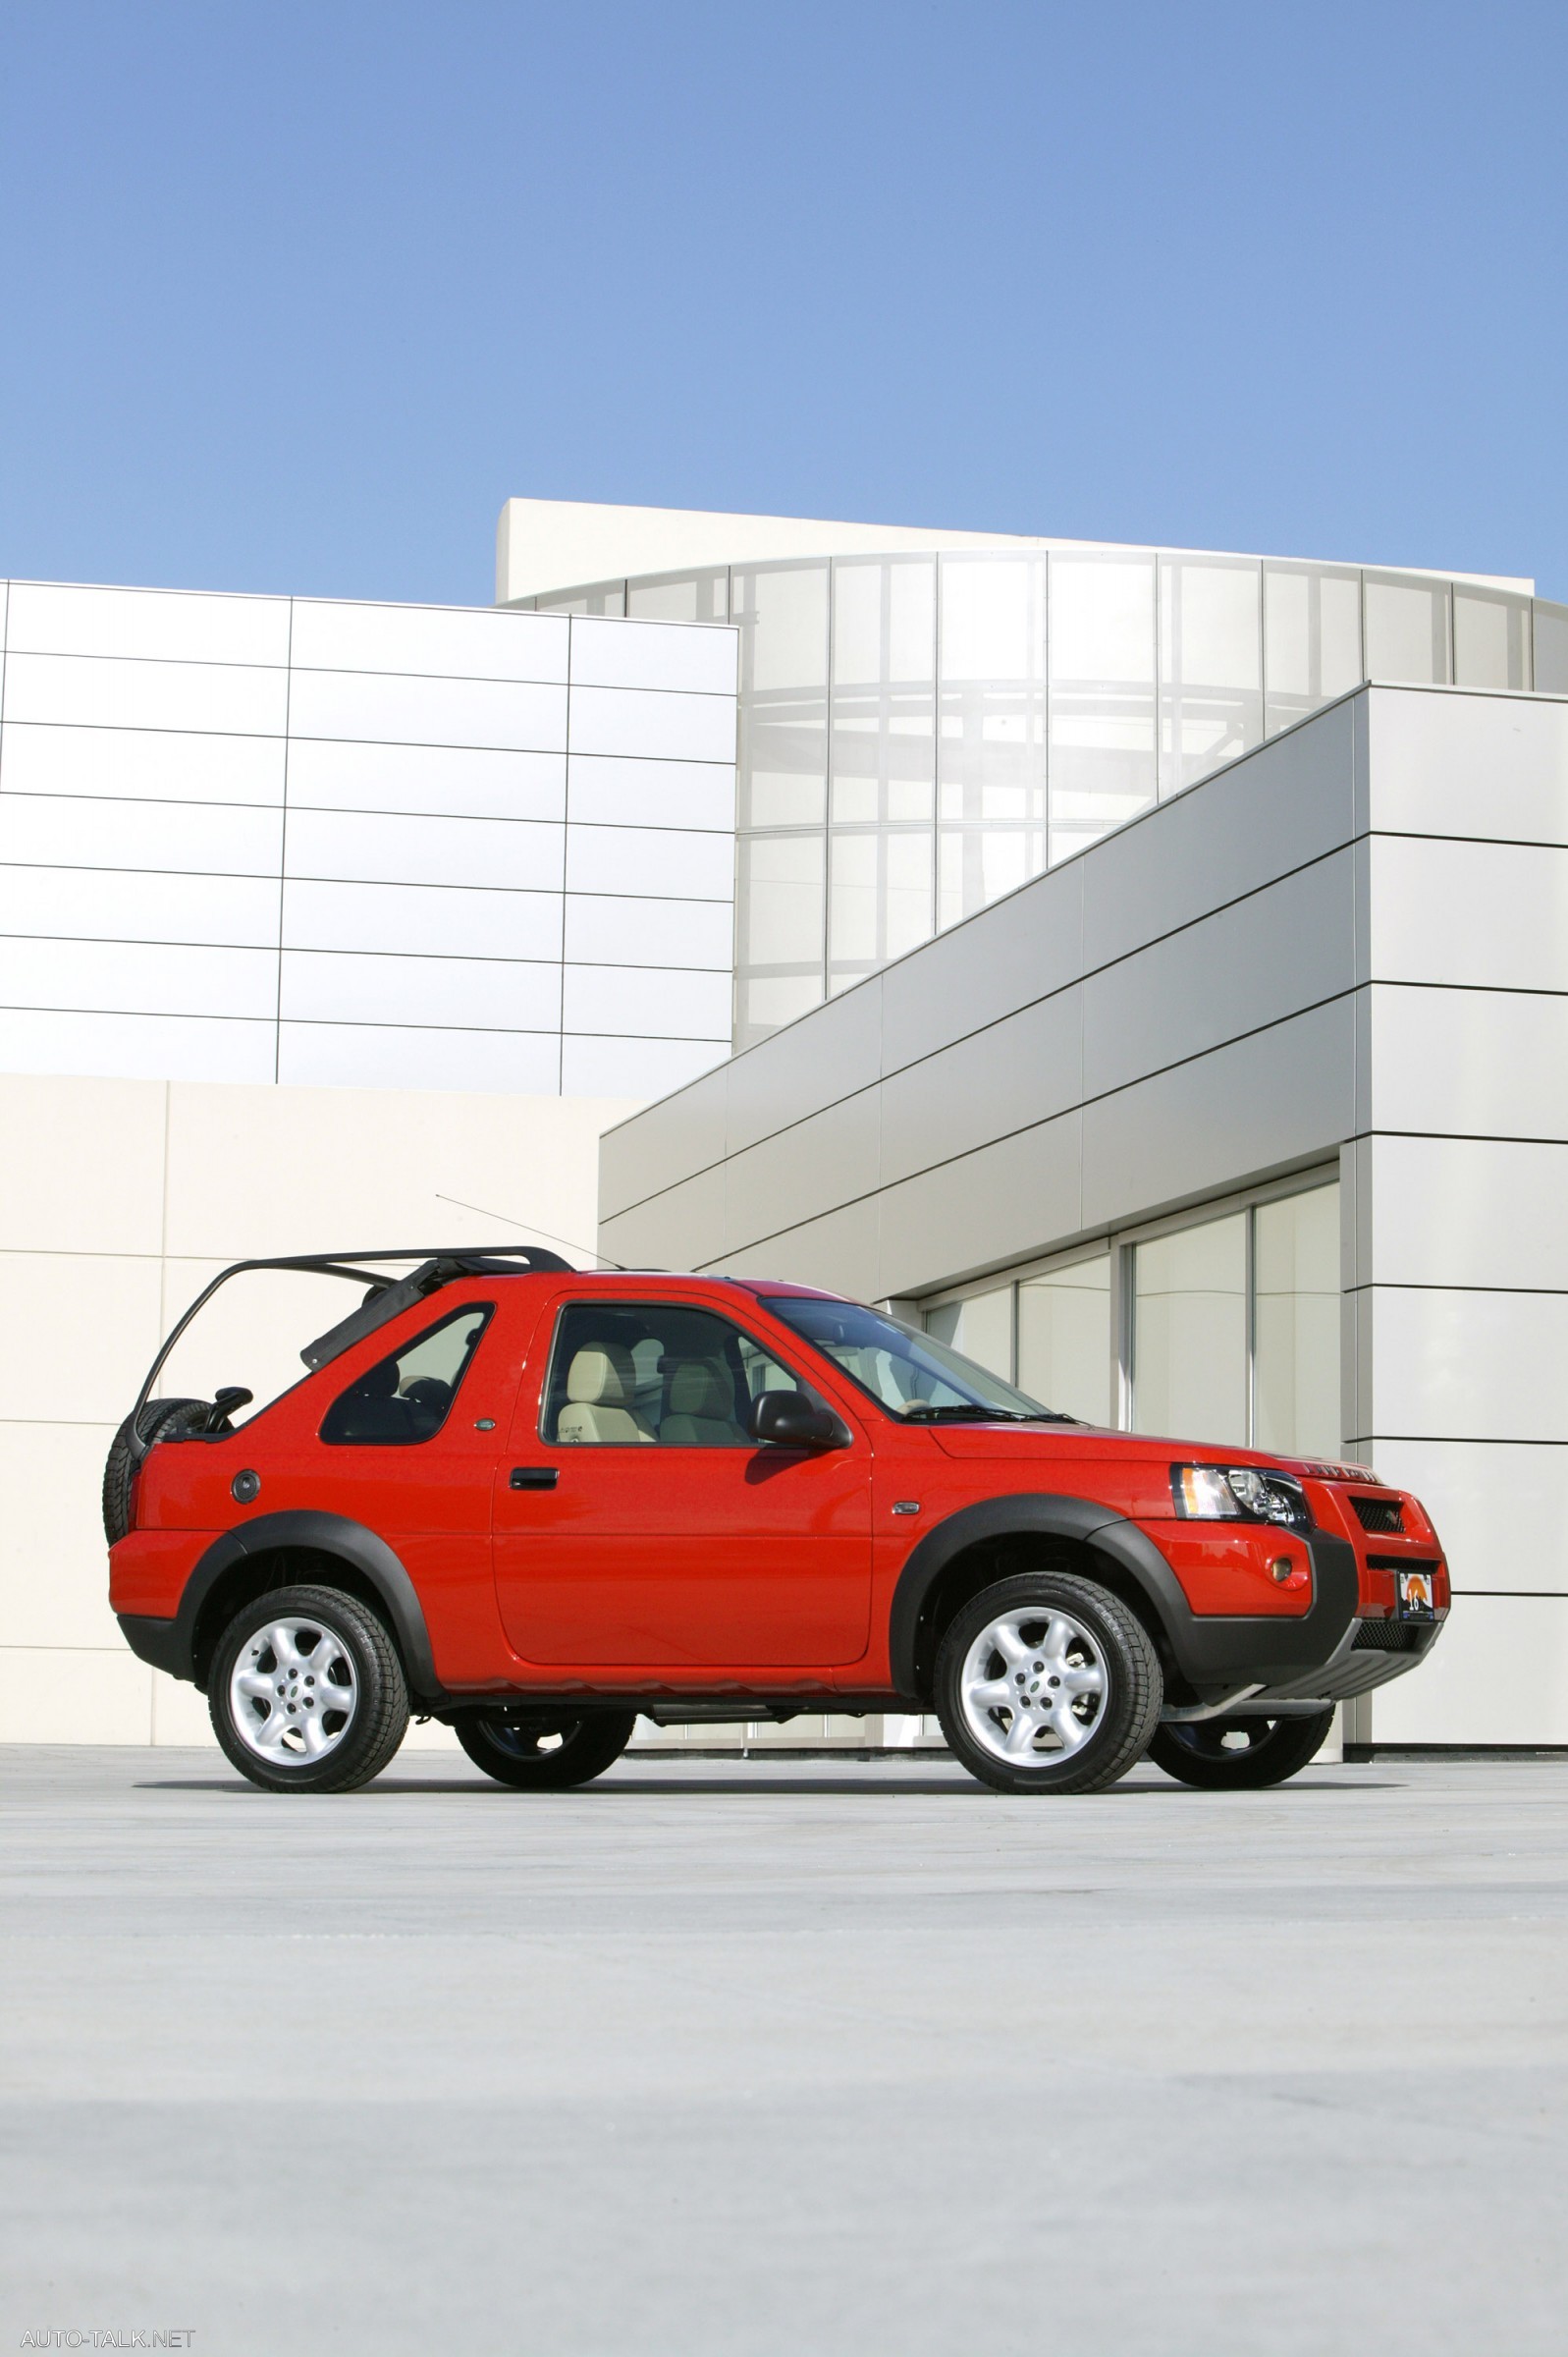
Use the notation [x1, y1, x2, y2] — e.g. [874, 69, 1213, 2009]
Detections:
[659, 1358, 748, 1447]
[557, 1343, 657, 1444]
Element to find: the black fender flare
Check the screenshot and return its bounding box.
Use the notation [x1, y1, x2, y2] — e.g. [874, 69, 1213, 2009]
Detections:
[888, 1494, 1193, 1697]
[886, 1493, 1360, 1699]
[164, 1509, 441, 1699]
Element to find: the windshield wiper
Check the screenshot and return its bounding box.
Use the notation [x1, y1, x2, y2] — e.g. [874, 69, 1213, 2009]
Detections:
[899, 1402, 1070, 1423]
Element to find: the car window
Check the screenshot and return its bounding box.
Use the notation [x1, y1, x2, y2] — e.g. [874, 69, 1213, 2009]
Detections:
[320, 1304, 492, 1446]
[541, 1301, 821, 1448]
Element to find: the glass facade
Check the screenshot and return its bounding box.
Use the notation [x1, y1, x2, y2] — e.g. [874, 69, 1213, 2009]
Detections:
[529, 554, 1568, 1050]
[922, 1178, 1342, 1461]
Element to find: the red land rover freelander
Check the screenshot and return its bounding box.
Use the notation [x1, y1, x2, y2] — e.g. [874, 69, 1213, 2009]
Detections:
[106, 1245, 1448, 1797]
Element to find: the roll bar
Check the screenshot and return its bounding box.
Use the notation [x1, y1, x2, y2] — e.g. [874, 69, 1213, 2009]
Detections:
[126, 1244, 573, 1460]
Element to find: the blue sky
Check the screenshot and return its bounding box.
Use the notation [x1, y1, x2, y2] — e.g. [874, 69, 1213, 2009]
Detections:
[1, 0, 1563, 606]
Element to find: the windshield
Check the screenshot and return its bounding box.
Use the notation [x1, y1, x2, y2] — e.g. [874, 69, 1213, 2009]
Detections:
[765, 1295, 1071, 1422]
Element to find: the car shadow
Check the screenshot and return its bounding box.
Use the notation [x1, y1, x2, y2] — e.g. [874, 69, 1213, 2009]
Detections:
[133, 1772, 1398, 1799]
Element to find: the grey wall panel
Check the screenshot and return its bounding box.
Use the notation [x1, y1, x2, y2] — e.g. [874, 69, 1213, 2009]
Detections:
[599, 1162, 727, 1275]
[1370, 685, 1568, 846]
[1080, 697, 1356, 971]
[1366, 1134, 1568, 1290]
[1081, 999, 1355, 1235]
[723, 1086, 881, 1254]
[879, 860, 1083, 1075]
[599, 1068, 730, 1220]
[1369, 836, 1568, 992]
[1358, 1285, 1568, 1446]
[1368, 984, 1568, 1142]
[878, 985, 1084, 1188]
[723, 977, 885, 1157]
[717, 1195, 883, 1296]
[1081, 851, 1354, 1103]
[1368, 1438, 1568, 1595]
[876, 1112, 1083, 1301]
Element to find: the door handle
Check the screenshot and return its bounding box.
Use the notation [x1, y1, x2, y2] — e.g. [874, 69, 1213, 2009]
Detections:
[510, 1465, 559, 1491]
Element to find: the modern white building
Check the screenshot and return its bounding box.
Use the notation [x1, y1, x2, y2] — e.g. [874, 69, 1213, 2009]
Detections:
[505, 499, 1568, 1755]
[0, 576, 737, 1739]
[6, 500, 1566, 1755]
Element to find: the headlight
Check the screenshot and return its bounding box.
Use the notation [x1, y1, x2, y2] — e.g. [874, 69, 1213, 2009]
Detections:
[1171, 1464, 1311, 1531]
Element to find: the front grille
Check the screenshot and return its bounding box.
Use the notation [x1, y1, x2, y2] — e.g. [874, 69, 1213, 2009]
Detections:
[1353, 1619, 1425, 1652]
[1352, 1495, 1405, 1535]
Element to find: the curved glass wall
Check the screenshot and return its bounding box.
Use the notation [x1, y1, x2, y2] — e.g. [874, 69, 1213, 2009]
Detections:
[522, 553, 1568, 1050]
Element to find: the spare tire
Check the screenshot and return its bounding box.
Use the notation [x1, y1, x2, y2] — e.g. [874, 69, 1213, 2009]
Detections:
[102, 1398, 209, 1547]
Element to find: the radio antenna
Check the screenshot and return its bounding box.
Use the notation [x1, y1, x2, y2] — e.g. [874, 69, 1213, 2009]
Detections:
[434, 1193, 628, 1271]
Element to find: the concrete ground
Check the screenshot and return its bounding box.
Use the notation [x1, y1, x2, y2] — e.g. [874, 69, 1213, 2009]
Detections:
[2, 1746, 1565, 2357]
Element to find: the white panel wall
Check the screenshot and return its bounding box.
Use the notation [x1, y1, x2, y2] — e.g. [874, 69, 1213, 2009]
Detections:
[1340, 690, 1568, 1740]
[0, 1071, 635, 1744]
[0, 582, 736, 1097]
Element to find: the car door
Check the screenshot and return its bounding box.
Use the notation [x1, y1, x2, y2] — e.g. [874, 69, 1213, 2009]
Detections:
[211, 1285, 530, 1682]
[492, 1290, 874, 1669]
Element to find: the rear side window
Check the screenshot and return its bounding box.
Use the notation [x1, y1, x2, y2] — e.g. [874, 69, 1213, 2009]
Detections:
[320, 1305, 492, 1447]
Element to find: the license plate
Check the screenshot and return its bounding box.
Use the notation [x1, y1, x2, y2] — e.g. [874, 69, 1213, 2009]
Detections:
[1396, 1569, 1436, 1620]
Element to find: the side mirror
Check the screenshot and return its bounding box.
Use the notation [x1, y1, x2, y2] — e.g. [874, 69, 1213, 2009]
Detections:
[748, 1391, 850, 1452]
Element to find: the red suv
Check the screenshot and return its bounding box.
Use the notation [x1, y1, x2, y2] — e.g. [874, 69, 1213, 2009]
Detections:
[106, 1246, 1448, 1797]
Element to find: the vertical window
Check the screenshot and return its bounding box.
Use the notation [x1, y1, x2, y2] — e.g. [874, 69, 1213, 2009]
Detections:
[1263, 564, 1363, 737]
[1131, 1214, 1249, 1449]
[1016, 1254, 1111, 1426]
[924, 1286, 1013, 1382]
[938, 555, 1047, 923]
[732, 563, 829, 828]
[1534, 601, 1568, 694]
[1452, 588, 1532, 691]
[734, 833, 826, 1044]
[831, 558, 936, 825]
[1159, 557, 1263, 796]
[1253, 1188, 1341, 1457]
[1048, 550, 1158, 863]
[1363, 575, 1451, 685]
[828, 828, 934, 995]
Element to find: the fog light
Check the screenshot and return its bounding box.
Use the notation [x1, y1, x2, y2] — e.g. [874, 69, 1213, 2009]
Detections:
[1270, 1555, 1308, 1591]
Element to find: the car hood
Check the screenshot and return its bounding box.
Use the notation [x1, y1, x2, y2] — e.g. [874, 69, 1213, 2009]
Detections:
[926, 1424, 1339, 1475]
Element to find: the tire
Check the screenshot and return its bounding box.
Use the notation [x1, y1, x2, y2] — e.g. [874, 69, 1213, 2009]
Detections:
[1148, 1707, 1336, 1789]
[208, 1583, 409, 1793]
[455, 1708, 637, 1789]
[102, 1397, 209, 1546]
[934, 1571, 1162, 1795]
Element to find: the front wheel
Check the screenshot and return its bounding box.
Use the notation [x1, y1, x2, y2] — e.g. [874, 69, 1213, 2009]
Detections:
[455, 1709, 637, 1789]
[934, 1571, 1162, 1795]
[209, 1584, 409, 1793]
[1148, 1707, 1335, 1789]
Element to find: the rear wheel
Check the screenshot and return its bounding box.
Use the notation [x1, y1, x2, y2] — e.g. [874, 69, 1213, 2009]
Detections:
[934, 1571, 1162, 1795]
[209, 1584, 409, 1793]
[456, 1709, 636, 1789]
[1148, 1707, 1335, 1788]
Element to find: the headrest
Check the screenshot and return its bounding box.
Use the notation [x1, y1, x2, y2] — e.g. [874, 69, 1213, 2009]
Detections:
[566, 1343, 637, 1407]
[359, 1358, 400, 1398]
[667, 1359, 734, 1420]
